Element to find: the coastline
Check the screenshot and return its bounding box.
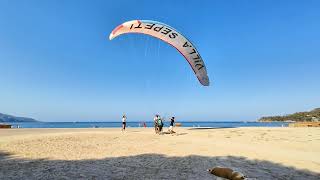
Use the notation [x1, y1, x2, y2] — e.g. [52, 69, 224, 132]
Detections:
[1, 127, 319, 179]
[3, 121, 289, 128]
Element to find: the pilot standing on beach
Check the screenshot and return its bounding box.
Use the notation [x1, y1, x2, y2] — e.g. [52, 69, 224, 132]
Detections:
[154, 115, 158, 133]
[122, 114, 127, 131]
[169, 117, 175, 133]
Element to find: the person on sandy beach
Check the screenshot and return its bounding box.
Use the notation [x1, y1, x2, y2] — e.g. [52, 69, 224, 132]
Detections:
[169, 117, 175, 133]
[154, 115, 159, 134]
[157, 115, 163, 133]
[122, 114, 127, 131]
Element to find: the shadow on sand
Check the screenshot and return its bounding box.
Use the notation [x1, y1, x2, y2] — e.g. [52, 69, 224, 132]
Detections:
[188, 127, 237, 130]
[161, 132, 188, 136]
[0, 151, 319, 180]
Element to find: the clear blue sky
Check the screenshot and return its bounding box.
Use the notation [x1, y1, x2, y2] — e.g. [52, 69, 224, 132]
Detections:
[0, 0, 319, 122]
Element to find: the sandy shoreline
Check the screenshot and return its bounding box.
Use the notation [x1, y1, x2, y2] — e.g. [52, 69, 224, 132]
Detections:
[0, 127, 319, 179]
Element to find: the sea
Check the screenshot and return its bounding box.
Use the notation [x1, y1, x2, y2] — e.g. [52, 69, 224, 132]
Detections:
[7, 121, 289, 128]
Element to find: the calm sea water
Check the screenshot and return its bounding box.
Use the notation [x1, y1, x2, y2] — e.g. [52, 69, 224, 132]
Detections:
[7, 121, 288, 128]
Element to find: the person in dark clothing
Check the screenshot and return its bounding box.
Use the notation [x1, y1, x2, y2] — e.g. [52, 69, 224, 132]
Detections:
[169, 117, 175, 133]
[157, 116, 163, 133]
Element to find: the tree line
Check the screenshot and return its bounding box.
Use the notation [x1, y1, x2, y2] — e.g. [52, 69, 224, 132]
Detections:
[259, 108, 320, 122]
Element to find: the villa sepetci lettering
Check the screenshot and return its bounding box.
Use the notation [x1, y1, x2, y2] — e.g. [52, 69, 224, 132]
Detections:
[129, 22, 205, 71]
[110, 20, 209, 86]
[130, 22, 179, 39]
[183, 41, 204, 70]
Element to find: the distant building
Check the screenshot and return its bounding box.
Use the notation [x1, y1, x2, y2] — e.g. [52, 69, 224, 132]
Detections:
[311, 117, 319, 122]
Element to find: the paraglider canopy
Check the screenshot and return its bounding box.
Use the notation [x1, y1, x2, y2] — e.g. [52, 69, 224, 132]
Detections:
[109, 20, 209, 86]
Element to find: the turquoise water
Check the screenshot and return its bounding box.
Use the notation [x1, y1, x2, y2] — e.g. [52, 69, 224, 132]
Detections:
[7, 121, 288, 128]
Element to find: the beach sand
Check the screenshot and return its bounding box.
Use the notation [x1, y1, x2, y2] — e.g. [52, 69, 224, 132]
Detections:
[0, 127, 319, 179]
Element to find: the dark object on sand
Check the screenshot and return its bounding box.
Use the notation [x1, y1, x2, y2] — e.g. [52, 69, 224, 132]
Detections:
[0, 124, 12, 128]
[207, 167, 245, 180]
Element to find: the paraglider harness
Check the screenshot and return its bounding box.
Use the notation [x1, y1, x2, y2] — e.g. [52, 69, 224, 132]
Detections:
[157, 118, 163, 132]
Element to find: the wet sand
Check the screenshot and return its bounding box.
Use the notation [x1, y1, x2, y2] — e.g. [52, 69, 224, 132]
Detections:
[0, 127, 319, 179]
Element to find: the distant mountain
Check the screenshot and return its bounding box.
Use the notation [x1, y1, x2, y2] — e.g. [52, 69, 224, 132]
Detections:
[259, 108, 320, 122]
[0, 113, 38, 122]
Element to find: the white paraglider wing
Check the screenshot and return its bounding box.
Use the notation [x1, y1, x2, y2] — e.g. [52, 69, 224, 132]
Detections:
[109, 20, 209, 86]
